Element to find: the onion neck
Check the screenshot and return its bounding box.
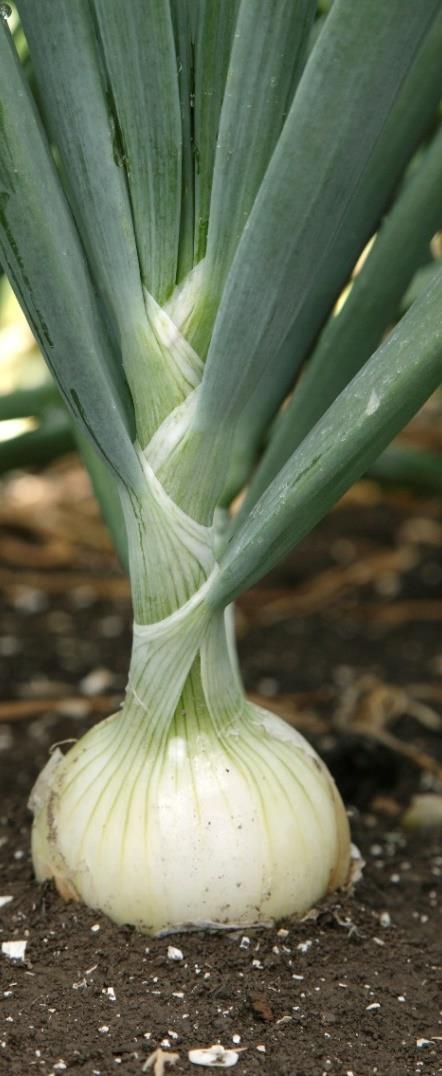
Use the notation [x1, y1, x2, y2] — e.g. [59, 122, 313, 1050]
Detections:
[117, 448, 244, 742]
[124, 609, 246, 749]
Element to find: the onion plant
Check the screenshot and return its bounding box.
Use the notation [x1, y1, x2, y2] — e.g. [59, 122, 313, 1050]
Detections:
[1, 1, 441, 935]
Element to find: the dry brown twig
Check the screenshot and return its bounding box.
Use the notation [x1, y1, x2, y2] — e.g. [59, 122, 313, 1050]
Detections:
[237, 546, 418, 626]
[335, 674, 442, 780]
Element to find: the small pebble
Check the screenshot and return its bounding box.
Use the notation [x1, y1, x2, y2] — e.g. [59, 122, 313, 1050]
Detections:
[13, 587, 47, 613]
[0, 636, 21, 657]
[167, 945, 184, 962]
[0, 729, 13, 751]
[70, 585, 97, 609]
[403, 794, 442, 831]
[100, 614, 124, 638]
[256, 677, 279, 697]
[80, 668, 114, 696]
[370, 844, 383, 856]
[297, 940, 312, 953]
[1, 940, 27, 961]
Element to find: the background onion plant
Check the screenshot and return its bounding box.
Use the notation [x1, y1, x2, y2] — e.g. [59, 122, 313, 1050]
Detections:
[0, 0, 441, 934]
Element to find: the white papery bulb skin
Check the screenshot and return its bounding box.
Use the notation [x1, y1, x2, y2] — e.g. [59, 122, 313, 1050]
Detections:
[30, 687, 350, 935]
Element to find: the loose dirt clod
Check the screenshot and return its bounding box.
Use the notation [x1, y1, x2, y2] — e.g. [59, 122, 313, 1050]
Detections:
[248, 992, 274, 1022]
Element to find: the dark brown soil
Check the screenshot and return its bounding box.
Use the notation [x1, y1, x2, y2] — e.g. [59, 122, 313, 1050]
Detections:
[0, 459, 441, 1076]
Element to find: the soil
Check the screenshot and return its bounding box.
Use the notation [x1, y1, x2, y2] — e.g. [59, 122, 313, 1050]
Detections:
[0, 458, 441, 1076]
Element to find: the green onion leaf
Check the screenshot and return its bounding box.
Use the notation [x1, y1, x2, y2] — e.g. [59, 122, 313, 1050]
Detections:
[0, 22, 141, 489]
[243, 119, 442, 510]
[169, 0, 197, 281]
[192, 0, 442, 461]
[92, 0, 182, 306]
[193, 0, 239, 265]
[17, 0, 146, 341]
[209, 270, 442, 607]
[190, 0, 315, 354]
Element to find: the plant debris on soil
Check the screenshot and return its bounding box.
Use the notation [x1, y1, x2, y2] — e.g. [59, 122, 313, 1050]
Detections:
[0, 456, 441, 1076]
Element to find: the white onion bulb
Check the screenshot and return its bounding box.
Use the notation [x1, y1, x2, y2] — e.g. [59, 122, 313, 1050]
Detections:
[30, 607, 350, 935]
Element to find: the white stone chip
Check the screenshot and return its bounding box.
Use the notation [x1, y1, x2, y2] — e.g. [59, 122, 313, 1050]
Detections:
[0, 896, 13, 908]
[80, 667, 114, 696]
[1, 940, 27, 961]
[297, 940, 312, 953]
[167, 945, 184, 961]
[345, 843, 365, 888]
[416, 1039, 435, 1049]
[189, 1045, 240, 1067]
